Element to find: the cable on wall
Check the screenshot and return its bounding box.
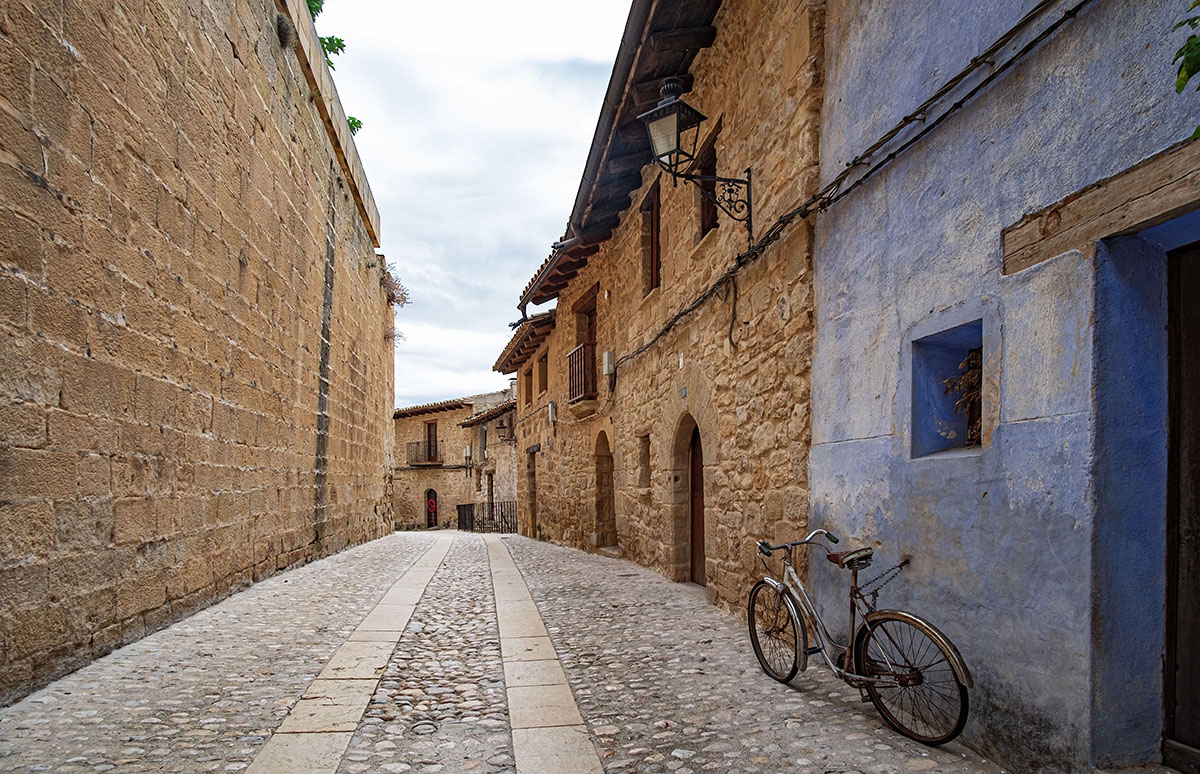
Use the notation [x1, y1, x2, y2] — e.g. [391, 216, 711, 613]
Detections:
[610, 0, 1097, 384]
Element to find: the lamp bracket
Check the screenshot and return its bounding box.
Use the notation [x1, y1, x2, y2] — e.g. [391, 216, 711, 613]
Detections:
[671, 167, 754, 246]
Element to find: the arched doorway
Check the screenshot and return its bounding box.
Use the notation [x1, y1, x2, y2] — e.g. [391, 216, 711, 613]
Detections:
[425, 489, 438, 528]
[594, 432, 616, 548]
[689, 426, 705, 586]
[525, 451, 538, 537]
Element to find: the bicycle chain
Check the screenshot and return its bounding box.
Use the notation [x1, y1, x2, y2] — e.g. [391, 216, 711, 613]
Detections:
[858, 562, 906, 611]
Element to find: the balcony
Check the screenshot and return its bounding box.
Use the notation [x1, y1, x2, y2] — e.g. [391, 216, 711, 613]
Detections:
[406, 440, 442, 465]
[567, 342, 597, 404]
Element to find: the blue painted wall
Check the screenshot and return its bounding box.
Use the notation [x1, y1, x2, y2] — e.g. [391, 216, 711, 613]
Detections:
[1091, 235, 1169, 767]
[810, 1, 1199, 770]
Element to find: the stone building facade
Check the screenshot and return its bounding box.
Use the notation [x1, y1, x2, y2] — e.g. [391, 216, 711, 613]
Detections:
[496, 0, 824, 608]
[0, 0, 396, 704]
[498, 0, 1200, 772]
[391, 388, 514, 530]
[461, 395, 518, 526]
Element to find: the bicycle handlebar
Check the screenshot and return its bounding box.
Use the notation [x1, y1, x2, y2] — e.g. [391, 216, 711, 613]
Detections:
[756, 528, 839, 557]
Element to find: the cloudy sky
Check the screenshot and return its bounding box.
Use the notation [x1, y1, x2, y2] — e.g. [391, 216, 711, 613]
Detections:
[314, 1, 630, 408]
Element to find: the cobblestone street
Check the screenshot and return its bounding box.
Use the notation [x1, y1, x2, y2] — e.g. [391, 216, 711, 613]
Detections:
[0, 532, 1011, 773]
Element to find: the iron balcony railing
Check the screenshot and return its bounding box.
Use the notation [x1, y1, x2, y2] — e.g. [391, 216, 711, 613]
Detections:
[406, 440, 442, 465]
[567, 342, 597, 403]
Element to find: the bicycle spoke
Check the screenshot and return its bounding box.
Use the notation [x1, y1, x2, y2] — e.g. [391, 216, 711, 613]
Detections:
[860, 616, 966, 744]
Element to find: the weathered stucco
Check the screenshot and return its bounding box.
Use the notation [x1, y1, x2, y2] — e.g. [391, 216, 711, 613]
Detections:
[812, 1, 1200, 770]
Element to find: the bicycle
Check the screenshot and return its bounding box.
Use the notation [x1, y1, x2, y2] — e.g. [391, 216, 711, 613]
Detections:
[747, 528, 972, 745]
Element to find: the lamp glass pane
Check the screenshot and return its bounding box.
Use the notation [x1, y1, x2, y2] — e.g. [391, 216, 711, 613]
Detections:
[648, 112, 678, 161]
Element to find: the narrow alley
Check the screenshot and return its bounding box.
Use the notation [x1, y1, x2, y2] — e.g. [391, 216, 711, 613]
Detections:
[0, 532, 1008, 774]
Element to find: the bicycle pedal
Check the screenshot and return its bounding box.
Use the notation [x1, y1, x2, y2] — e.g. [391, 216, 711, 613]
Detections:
[804, 646, 822, 656]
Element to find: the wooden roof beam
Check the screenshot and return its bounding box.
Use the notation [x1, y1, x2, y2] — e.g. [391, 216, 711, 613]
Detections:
[648, 26, 717, 52]
[605, 149, 651, 177]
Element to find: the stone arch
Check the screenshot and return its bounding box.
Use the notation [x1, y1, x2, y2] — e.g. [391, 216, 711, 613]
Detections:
[593, 431, 616, 549]
[668, 413, 708, 585]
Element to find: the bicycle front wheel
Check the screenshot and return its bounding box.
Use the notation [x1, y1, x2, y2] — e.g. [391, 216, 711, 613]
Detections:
[854, 612, 969, 745]
[747, 580, 801, 683]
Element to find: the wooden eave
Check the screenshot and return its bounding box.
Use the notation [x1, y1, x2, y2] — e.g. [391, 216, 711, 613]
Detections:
[518, 2, 722, 308]
[493, 310, 557, 374]
[460, 399, 517, 428]
[393, 398, 471, 420]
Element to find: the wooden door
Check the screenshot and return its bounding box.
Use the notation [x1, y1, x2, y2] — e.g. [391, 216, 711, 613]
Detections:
[425, 489, 438, 528]
[1168, 248, 1200, 774]
[425, 421, 437, 461]
[689, 427, 706, 586]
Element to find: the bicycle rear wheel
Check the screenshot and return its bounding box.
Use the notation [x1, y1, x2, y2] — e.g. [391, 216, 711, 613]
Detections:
[747, 580, 801, 682]
[854, 612, 969, 745]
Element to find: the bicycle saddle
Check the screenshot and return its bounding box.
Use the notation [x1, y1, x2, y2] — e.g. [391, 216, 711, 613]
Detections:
[826, 546, 873, 569]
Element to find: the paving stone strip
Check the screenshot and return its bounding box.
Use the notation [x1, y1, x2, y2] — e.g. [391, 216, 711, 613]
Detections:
[245, 534, 454, 774]
[504, 535, 1008, 774]
[0, 532, 439, 774]
[486, 534, 604, 774]
[335, 532, 514, 774]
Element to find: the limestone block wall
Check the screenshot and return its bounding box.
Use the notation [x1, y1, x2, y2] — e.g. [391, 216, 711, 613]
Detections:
[392, 467, 471, 529]
[513, 0, 824, 610]
[0, 0, 394, 704]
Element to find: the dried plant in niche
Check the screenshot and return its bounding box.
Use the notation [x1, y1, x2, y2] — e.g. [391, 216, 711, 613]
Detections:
[943, 348, 982, 445]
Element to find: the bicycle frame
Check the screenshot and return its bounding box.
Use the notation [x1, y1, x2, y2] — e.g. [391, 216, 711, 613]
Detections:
[760, 539, 916, 690]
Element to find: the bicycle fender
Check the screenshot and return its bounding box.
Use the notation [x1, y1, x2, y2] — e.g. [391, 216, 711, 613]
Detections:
[859, 609, 973, 688]
[761, 576, 786, 593]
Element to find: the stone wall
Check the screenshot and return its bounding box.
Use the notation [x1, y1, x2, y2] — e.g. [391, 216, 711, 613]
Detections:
[0, 0, 394, 704]
[511, 0, 824, 610]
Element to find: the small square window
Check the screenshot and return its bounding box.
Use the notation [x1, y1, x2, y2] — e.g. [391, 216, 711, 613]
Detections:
[912, 320, 983, 458]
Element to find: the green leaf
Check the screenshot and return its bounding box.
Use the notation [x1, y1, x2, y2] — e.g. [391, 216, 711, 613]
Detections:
[347, 116, 363, 135]
[1192, 123, 1200, 140]
[307, 0, 324, 18]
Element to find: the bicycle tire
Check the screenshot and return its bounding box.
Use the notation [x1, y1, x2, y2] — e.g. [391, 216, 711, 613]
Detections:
[747, 580, 801, 682]
[853, 612, 969, 745]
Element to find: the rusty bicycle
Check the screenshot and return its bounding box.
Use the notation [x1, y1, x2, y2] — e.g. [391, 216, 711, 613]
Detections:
[747, 528, 972, 745]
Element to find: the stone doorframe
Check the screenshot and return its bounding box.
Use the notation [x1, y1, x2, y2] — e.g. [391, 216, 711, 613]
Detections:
[593, 431, 617, 549]
[667, 412, 715, 586]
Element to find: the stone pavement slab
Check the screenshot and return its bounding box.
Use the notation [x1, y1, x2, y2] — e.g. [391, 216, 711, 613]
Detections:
[512, 725, 605, 774]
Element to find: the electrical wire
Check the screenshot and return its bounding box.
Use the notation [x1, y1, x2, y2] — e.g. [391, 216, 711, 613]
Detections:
[610, 0, 1097, 382]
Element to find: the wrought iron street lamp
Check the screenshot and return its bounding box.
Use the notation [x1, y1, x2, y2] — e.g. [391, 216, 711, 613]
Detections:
[637, 77, 753, 246]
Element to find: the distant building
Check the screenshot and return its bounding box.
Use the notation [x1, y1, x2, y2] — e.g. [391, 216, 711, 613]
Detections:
[392, 388, 515, 530]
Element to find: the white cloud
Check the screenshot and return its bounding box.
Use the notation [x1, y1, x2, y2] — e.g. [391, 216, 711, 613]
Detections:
[313, 1, 627, 407]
